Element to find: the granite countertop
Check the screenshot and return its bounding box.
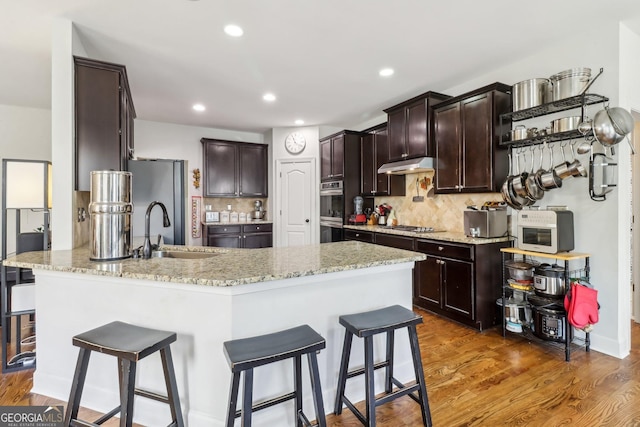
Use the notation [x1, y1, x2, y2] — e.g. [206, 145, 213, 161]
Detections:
[2, 241, 424, 287]
[343, 224, 512, 245]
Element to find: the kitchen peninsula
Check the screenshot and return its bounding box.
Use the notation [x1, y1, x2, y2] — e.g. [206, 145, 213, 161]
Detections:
[4, 241, 424, 427]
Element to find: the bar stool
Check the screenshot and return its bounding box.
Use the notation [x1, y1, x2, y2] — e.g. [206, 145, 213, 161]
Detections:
[333, 305, 432, 426]
[223, 324, 327, 427]
[64, 321, 184, 427]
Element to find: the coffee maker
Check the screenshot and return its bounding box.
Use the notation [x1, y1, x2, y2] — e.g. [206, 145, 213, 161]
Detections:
[253, 200, 266, 220]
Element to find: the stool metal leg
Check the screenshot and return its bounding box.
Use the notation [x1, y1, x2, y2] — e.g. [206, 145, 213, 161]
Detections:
[333, 331, 353, 415]
[364, 336, 375, 427]
[307, 351, 327, 427]
[241, 368, 254, 427]
[160, 347, 185, 427]
[385, 330, 394, 394]
[64, 348, 91, 427]
[225, 372, 241, 427]
[120, 359, 137, 427]
[408, 325, 432, 427]
[294, 355, 303, 427]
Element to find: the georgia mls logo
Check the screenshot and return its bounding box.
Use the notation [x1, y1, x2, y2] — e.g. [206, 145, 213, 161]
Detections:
[0, 406, 64, 427]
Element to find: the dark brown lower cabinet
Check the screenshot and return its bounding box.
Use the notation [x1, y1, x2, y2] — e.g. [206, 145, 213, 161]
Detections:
[414, 238, 510, 331]
[203, 224, 272, 248]
[343, 229, 374, 243]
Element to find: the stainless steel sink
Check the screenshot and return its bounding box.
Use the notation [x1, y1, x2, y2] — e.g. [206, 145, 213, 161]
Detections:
[151, 250, 219, 259]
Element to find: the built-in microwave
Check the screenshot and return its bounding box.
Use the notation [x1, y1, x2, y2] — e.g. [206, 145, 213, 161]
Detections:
[517, 210, 574, 254]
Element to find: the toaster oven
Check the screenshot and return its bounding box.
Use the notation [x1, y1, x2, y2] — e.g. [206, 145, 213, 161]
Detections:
[517, 210, 574, 254]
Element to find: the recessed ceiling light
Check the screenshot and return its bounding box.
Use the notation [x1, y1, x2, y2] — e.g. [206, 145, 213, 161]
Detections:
[379, 68, 394, 77]
[224, 25, 244, 37]
[263, 93, 276, 102]
[193, 104, 205, 112]
[295, 119, 305, 125]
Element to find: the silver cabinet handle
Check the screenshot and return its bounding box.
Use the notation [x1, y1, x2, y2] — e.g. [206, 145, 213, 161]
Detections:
[438, 246, 444, 251]
[256, 226, 260, 230]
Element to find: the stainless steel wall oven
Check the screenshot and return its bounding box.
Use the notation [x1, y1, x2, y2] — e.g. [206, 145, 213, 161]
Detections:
[320, 180, 344, 243]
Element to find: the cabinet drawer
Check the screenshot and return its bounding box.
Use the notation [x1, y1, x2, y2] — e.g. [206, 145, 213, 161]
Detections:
[374, 234, 414, 250]
[243, 223, 272, 234]
[207, 225, 242, 234]
[344, 229, 374, 243]
[416, 239, 473, 261]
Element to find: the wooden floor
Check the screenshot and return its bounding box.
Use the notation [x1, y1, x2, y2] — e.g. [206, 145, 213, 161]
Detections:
[2, 308, 640, 426]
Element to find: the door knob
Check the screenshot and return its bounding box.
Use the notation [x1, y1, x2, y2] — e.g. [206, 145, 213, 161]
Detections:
[305, 219, 310, 223]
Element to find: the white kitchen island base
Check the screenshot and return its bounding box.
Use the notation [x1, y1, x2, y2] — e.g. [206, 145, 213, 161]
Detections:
[33, 262, 417, 426]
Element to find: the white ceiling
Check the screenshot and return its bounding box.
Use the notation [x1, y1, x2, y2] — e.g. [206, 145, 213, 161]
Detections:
[3, 0, 640, 133]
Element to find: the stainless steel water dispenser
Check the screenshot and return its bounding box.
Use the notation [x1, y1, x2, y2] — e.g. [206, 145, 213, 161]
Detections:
[89, 171, 133, 260]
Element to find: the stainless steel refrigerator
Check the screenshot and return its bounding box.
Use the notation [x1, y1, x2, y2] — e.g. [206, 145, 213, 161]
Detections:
[129, 159, 185, 245]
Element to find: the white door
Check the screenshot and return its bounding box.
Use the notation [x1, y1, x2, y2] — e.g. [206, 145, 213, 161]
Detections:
[278, 160, 313, 247]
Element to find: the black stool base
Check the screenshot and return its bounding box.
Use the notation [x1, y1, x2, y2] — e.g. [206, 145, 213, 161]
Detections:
[64, 321, 184, 427]
[224, 325, 327, 427]
[333, 305, 432, 427]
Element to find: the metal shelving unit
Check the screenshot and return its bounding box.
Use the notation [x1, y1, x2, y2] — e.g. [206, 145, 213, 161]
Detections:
[499, 93, 609, 148]
[500, 247, 591, 362]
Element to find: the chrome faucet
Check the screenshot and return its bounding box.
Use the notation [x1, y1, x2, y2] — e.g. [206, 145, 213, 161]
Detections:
[142, 201, 171, 259]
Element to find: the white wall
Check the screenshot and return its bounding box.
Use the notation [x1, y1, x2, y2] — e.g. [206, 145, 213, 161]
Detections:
[51, 19, 87, 250]
[0, 104, 52, 255]
[433, 24, 628, 358]
[134, 120, 264, 246]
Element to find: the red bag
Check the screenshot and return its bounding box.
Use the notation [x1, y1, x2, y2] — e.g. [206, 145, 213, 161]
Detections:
[564, 282, 599, 329]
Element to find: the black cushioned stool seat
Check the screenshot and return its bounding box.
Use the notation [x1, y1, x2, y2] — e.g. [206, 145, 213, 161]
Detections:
[223, 324, 327, 427]
[64, 321, 184, 427]
[333, 305, 432, 426]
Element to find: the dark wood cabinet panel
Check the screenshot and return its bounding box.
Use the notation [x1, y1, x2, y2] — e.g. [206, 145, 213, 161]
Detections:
[361, 124, 405, 197]
[320, 133, 348, 181]
[384, 92, 451, 162]
[74, 56, 135, 191]
[204, 223, 272, 248]
[243, 233, 272, 248]
[433, 104, 461, 192]
[201, 139, 267, 198]
[343, 229, 374, 242]
[239, 144, 267, 197]
[414, 238, 510, 331]
[434, 83, 511, 194]
[203, 141, 237, 197]
[374, 233, 414, 250]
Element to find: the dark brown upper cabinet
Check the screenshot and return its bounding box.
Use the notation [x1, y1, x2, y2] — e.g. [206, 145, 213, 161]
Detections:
[384, 91, 451, 162]
[433, 83, 511, 194]
[320, 133, 345, 181]
[201, 139, 268, 198]
[74, 56, 136, 191]
[361, 124, 405, 197]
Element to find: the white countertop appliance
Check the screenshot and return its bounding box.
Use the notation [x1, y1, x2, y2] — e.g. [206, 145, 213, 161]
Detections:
[517, 209, 574, 254]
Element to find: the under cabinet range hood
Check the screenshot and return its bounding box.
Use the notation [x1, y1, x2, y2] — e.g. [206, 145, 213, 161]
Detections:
[377, 157, 435, 175]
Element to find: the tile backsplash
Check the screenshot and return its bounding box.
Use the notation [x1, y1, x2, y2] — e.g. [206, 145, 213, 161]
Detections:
[373, 171, 502, 233]
[202, 198, 269, 219]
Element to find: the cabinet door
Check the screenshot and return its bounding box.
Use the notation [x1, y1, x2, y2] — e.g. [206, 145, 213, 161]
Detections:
[320, 139, 332, 181]
[207, 234, 242, 248]
[387, 108, 406, 161]
[239, 144, 267, 197]
[75, 64, 122, 191]
[405, 99, 428, 159]
[331, 135, 345, 179]
[461, 93, 493, 192]
[374, 233, 414, 250]
[361, 134, 375, 195]
[415, 257, 442, 311]
[442, 258, 474, 319]
[203, 141, 238, 197]
[120, 80, 134, 171]
[243, 233, 272, 248]
[434, 103, 462, 192]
